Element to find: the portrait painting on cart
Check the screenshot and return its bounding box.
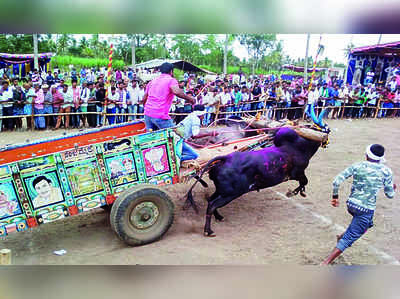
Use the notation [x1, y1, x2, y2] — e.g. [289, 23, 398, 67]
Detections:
[105, 153, 138, 187]
[23, 172, 65, 210]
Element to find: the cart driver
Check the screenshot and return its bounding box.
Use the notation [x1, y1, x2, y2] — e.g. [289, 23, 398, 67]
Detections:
[142, 62, 196, 132]
[177, 105, 218, 161]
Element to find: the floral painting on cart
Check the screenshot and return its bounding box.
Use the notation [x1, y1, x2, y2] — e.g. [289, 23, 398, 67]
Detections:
[142, 145, 170, 178]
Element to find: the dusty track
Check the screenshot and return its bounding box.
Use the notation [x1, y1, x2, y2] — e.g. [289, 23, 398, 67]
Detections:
[0, 119, 399, 265]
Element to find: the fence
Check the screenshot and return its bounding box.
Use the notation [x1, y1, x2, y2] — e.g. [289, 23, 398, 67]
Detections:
[0, 98, 399, 131]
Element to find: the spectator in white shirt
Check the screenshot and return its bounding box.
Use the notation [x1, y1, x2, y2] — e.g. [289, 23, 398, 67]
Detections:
[202, 88, 219, 126]
[305, 84, 319, 120]
[366, 87, 379, 117]
[387, 76, 397, 92]
[80, 82, 90, 127]
[127, 80, 140, 121]
[1, 81, 14, 131]
[220, 88, 232, 120]
[106, 86, 119, 125]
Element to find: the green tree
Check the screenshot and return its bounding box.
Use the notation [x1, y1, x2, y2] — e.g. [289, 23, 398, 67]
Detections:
[171, 34, 202, 64]
[57, 34, 72, 55]
[67, 37, 81, 56]
[262, 41, 283, 71]
[238, 34, 277, 73]
[40, 34, 57, 53]
[201, 35, 224, 72]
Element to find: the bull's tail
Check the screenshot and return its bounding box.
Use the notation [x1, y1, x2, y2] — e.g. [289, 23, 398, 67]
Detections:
[183, 155, 227, 214]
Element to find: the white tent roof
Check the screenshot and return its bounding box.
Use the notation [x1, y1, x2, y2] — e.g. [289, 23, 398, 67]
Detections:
[134, 58, 215, 74]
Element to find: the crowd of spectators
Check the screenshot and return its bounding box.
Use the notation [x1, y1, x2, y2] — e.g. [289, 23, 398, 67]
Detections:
[0, 65, 399, 132]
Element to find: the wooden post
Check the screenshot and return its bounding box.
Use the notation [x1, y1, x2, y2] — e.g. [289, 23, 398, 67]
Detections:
[223, 34, 228, 75]
[375, 98, 381, 118]
[33, 34, 39, 71]
[263, 95, 267, 118]
[0, 249, 11, 265]
[31, 101, 35, 131]
[340, 102, 345, 119]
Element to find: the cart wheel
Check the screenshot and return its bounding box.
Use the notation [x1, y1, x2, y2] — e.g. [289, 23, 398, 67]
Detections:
[110, 184, 174, 246]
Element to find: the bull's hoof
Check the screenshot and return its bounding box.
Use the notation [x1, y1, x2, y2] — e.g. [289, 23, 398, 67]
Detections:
[300, 191, 307, 197]
[215, 218, 225, 222]
[286, 190, 295, 197]
[204, 231, 216, 237]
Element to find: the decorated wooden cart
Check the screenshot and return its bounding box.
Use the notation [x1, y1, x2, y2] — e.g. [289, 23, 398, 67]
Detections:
[0, 120, 274, 246]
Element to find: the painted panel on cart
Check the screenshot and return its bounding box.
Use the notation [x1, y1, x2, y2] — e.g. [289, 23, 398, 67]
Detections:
[0, 180, 23, 220]
[104, 152, 138, 187]
[18, 155, 56, 172]
[22, 170, 65, 210]
[65, 160, 104, 197]
[142, 144, 171, 178]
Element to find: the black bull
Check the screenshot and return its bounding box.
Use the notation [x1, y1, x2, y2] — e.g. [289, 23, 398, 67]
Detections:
[185, 106, 330, 237]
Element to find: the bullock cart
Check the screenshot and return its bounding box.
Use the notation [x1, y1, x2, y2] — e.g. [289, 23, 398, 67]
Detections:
[0, 121, 275, 246]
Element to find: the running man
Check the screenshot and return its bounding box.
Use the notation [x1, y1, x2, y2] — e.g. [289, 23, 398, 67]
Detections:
[321, 144, 397, 265]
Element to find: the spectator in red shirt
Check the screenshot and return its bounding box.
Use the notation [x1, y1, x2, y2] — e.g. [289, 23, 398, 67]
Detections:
[381, 87, 394, 117]
[51, 87, 64, 129]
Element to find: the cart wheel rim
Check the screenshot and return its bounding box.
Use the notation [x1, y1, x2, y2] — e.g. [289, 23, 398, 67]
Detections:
[129, 201, 160, 229]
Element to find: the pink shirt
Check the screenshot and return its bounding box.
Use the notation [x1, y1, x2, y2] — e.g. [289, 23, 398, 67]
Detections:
[144, 74, 178, 119]
[52, 90, 64, 108]
[394, 91, 400, 104]
[34, 89, 44, 109]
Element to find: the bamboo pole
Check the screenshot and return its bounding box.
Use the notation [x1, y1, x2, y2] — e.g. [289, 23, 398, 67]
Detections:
[302, 35, 323, 119]
[304, 33, 310, 83]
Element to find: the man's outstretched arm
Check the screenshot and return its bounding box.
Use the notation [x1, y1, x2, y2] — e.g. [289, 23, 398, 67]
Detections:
[331, 164, 355, 206]
[171, 85, 195, 104]
[383, 169, 396, 199]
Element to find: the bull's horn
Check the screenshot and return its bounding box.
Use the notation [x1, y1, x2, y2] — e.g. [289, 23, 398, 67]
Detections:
[310, 103, 320, 125]
[318, 109, 327, 127]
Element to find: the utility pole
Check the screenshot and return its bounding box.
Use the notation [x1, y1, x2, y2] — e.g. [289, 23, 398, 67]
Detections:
[33, 34, 39, 70]
[131, 36, 136, 69]
[344, 35, 353, 84]
[304, 33, 310, 83]
[223, 34, 228, 75]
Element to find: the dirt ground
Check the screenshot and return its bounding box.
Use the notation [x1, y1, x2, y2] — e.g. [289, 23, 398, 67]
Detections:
[0, 119, 399, 265]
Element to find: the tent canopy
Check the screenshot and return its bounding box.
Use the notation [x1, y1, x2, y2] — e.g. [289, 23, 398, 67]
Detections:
[282, 64, 324, 73]
[0, 52, 55, 77]
[135, 59, 215, 74]
[351, 41, 400, 56]
[0, 52, 54, 65]
[346, 41, 400, 85]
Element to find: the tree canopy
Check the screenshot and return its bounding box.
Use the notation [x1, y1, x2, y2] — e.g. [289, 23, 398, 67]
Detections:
[0, 34, 346, 74]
